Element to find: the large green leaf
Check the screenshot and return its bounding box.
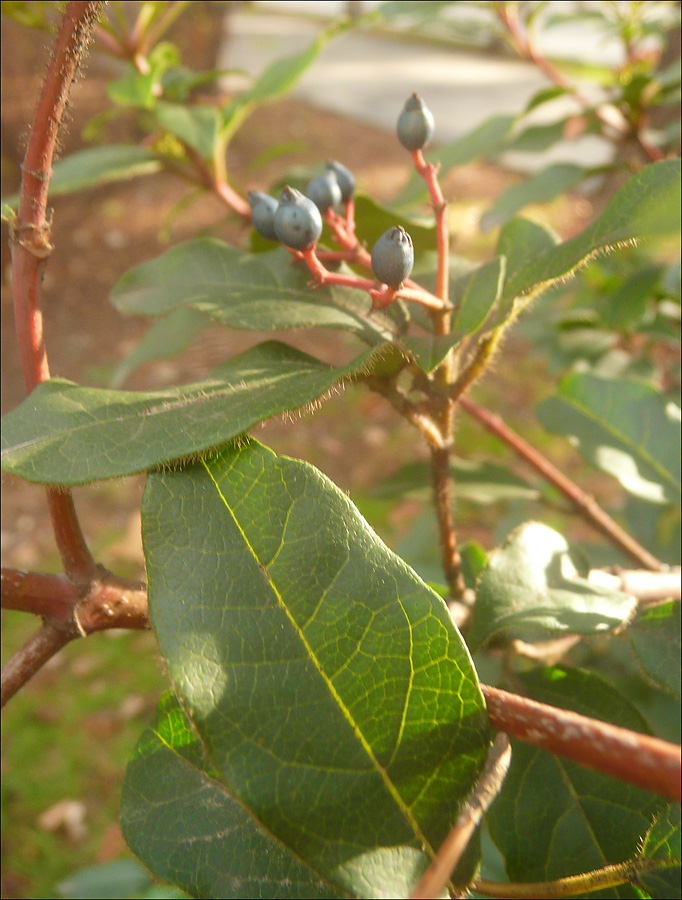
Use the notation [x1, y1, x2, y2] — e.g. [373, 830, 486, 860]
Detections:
[0, 341, 391, 485]
[111, 240, 391, 346]
[122, 693, 341, 899]
[480, 163, 589, 232]
[452, 256, 506, 337]
[487, 666, 665, 895]
[627, 600, 681, 700]
[537, 373, 681, 505]
[137, 439, 490, 896]
[1, 145, 162, 209]
[468, 522, 638, 650]
[500, 160, 681, 312]
[638, 806, 681, 899]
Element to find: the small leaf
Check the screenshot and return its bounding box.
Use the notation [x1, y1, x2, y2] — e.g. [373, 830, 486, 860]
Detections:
[480, 163, 588, 232]
[452, 256, 506, 336]
[468, 522, 637, 649]
[108, 307, 211, 389]
[111, 240, 391, 346]
[1, 341, 386, 485]
[488, 666, 664, 891]
[627, 600, 681, 700]
[637, 806, 681, 899]
[537, 373, 681, 504]
[122, 693, 340, 900]
[57, 859, 152, 900]
[153, 101, 221, 161]
[400, 335, 461, 373]
[395, 115, 516, 207]
[353, 194, 436, 260]
[1, 146, 162, 209]
[370, 459, 539, 504]
[139, 439, 490, 896]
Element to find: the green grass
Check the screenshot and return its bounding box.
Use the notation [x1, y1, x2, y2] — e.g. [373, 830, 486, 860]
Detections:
[1, 615, 167, 899]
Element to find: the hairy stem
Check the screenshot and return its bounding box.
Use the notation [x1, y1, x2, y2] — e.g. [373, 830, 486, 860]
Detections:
[473, 856, 677, 899]
[410, 734, 511, 900]
[482, 684, 681, 802]
[10, 1, 104, 582]
[459, 397, 664, 571]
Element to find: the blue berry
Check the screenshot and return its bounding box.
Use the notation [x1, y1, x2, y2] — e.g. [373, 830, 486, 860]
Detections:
[305, 172, 342, 214]
[274, 186, 323, 251]
[397, 93, 434, 152]
[247, 190, 279, 241]
[371, 226, 414, 288]
[325, 160, 355, 203]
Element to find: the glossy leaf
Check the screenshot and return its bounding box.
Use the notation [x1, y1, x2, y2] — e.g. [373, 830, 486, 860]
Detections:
[111, 240, 391, 346]
[500, 160, 681, 311]
[537, 373, 681, 505]
[627, 600, 681, 700]
[1, 341, 388, 485]
[480, 163, 588, 232]
[487, 667, 664, 893]
[468, 522, 637, 650]
[1, 146, 162, 209]
[122, 693, 340, 899]
[139, 439, 490, 896]
[370, 459, 539, 504]
[638, 806, 681, 899]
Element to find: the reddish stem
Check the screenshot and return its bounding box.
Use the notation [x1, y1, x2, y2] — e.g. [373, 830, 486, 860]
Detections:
[1, 624, 72, 708]
[10, 1, 103, 582]
[482, 684, 681, 802]
[460, 396, 664, 571]
[411, 149, 449, 307]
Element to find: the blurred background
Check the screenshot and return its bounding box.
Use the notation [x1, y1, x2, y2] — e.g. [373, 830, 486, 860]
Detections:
[2, 2, 679, 897]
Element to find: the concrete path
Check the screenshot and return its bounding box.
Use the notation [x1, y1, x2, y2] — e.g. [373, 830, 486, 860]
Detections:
[218, 5, 615, 171]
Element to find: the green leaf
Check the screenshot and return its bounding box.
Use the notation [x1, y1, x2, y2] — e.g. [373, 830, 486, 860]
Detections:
[480, 163, 588, 232]
[152, 101, 222, 161]
[501, 160, 682, 309]
[627, 601, 681, 700]
[400, 334, 461, 373]
[395, 115, 516, 208]
[57, 859, 152, 900]
[109, 307, 211, 389]
[1, 146, 162, 209]
[221, 21, 350, 141]
[468, 522, 638, 650]
[107, 65, 160, 109]
[370, 459, 540, 504]
[1, 341, 393, 485]
[111, 240, 391, 346]
[537, 373, 681, 505]
[452, 256, 506, 337]
[138, 439, 490, 896]
[638, 806, 681, 899]
[352, 194, 436, 260]
[487, 666, 664, 893]
[122, 692, 340, 899]
[496, 217, 559, 291]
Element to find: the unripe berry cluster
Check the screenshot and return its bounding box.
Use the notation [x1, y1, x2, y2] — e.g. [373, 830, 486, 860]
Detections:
[246, 95, 434, 295]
